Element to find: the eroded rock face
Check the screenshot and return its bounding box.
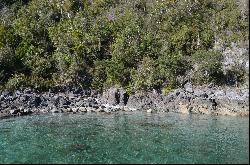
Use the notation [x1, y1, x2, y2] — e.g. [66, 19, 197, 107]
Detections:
[99, 87, 118, 105]
[0, 84, 249, 119]
[125, 85, 249, 116]
[99, 87, 129, 106]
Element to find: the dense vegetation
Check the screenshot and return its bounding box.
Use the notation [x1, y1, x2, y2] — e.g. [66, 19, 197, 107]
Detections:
[0, 0, 249, 93]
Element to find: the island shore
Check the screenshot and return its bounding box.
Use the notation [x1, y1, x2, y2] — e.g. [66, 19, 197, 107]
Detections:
[0, 83, 249, 119]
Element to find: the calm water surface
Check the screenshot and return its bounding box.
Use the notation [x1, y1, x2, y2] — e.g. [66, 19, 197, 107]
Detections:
[0, 112, 249, 164]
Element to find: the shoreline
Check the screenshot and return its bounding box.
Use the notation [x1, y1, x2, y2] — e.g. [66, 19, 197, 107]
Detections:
[0, 84, 249, 119]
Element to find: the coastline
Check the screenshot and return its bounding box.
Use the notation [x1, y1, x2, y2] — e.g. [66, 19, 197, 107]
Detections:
[0, 83, 249, 120]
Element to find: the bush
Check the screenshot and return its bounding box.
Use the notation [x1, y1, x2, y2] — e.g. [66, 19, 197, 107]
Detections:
[0, 47, 16, 84]
[0, 0, 248, 91]
[191, 50, 224, 85]
[162, 85, 173, 96]
[91, 60, 107, 90]
[158, 52, 191, 88]
[5, 73, 27, 90]
[225, 64, 246, 86]
[130, 57, 159, 91]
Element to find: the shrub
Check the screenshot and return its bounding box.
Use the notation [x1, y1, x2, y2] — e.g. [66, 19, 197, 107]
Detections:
[191, 50, 224, 85]
[225, 64, 246, 86]
[130, 57, 161, 91]
[5, 73, 27, 90]
[0, 0, 248, 91]
[162, 85, 173, 96]
[91, 60, 108, 90]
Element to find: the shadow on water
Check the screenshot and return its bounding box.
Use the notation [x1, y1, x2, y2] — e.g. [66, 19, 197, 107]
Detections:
[0, 127, 11, 133]
[3, 119, 16, 123]
[136, 122, 174, 128]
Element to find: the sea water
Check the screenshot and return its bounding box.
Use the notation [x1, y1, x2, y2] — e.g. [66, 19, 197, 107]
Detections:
[0, 111, 249, 163]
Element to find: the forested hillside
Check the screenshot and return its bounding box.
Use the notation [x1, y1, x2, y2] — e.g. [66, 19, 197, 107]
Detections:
[0, 0, 249, 93]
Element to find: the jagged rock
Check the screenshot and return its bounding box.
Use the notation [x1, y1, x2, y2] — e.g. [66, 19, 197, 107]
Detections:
[0, 85, 249, 119]
[184, 82, 194, 93]
[198, 106, 211, 115]
[178, 102, 190, 114]
[19, 95, 29, 102]
[0, 95, 4, 101]
[72, 107, 79, 113]
[92, 105, 99, 109]
[97, 108, 105, 112]
[10, 109, 20, 115]
[41, 108, 49, 113]
[100, 87, 125, 105]
[21, 108, 32, 115]
[75, 100, 84, 107]
[129, 108, 138, 111]
[147, 109, 154, 113]
[79, 107, 87, 112]
[86, 107, 95, 112]
[66, 107, 72, 112]
[51, 107, 59, 113]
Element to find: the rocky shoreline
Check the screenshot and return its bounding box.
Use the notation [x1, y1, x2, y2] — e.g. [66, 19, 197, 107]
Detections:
[0, 84, 249, 119]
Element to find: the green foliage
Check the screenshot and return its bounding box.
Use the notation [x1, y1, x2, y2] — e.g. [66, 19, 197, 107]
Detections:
[105, 60, 128, 87]
[130, 57, 159, 91]
[4, 73, 27, 90]
[0, 0, 248, 91]
[225, 64, 246, 86]
[162, 85, 173, 96]
[91, 60, 107, 90]
[191, 50, 224, 85]
[0, 47, 16, 84]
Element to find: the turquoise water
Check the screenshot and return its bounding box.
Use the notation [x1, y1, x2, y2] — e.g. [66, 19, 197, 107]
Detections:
[0, 112, 249, 164]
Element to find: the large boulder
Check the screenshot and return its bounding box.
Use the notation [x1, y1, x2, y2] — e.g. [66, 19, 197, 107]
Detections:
[126, 91, 151, 110]
[100, 87, 127, 106]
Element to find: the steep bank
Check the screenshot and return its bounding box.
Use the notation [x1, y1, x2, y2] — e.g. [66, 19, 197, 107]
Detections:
[0, 84, 248, 119]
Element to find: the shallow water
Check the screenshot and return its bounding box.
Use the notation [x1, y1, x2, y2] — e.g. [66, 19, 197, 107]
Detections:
[0, 112, 249, 164]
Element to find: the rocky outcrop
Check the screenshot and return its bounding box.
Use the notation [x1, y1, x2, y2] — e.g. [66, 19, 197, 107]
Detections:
[0, 84, 249, 119]
[125, 85, 249, 116]
[99, 87, 129, 106]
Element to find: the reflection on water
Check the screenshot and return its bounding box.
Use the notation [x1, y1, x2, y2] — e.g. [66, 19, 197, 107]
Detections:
[0, 111, 249, 164]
